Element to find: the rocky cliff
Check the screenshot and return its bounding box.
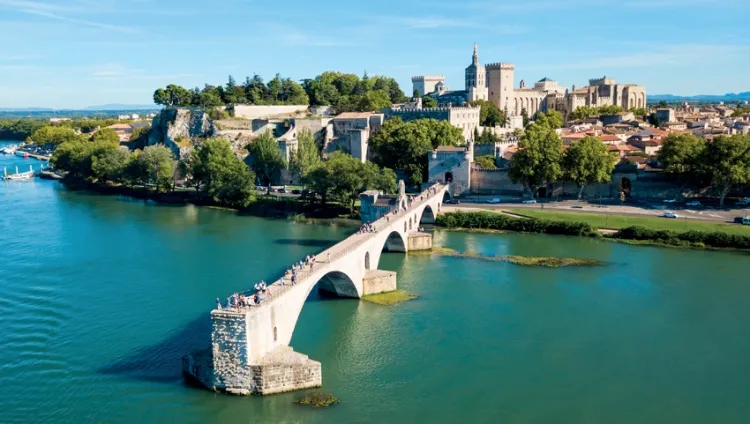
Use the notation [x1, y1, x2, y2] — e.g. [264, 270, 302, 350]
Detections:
[148, 108, 217, 158]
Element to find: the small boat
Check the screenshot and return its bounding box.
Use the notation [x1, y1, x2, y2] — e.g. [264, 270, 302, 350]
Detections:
[3, 165, 34, 181]
[0, 145, 17, 155]
[22, 152, 29, 158]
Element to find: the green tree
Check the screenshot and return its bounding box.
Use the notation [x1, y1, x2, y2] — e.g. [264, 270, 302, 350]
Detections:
[289, 129, 321, 180]
[185, 137, 256, 207]
[599, 105, 623, 115]
[137, 145, 176, 192]
[630, 107, 648, 119]
[422, 96, 438, 109]
[657, 133, 706, 189]
[562, 136, 617, 200]
[303, 151, 396, 213]
[569, 106, 598, 121]
[248, 130, 286, 193]
[358, 90, 391, 112]
[541, 110, 563, 129]
[369, 118, 463, 186]
[468, 99, 505, 127]
[413, 89, 420, 98]
[91, 128, 120, 145]
[657, 100, 668, 108]
[30, 126, 85, 146]
[509, 120, 563, 197]
[476, 128, 498, 144]
[701, 135, 750, 206]
[474, 155, 496, 169]
[91, 147, 131, 183]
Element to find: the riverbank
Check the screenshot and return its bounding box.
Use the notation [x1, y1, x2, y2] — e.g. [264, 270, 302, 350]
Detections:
[436, 210, 750, 252]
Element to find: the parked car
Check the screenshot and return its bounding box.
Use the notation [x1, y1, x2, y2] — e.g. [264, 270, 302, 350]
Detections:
[522, 199, 537, 204]
[737, 198, 750, 206]
[278, 188, 288, 194]
[291, 189, 301, 195]
[686, 200, 702, 207]
[663, 199, 677, 204]
[743, 217, 750, 226]
[734, 217, 745, 224]
[486, 198, 501, 204]
[444, 199, 460, 204]
[663, 211, 679, 219]
[571, 205, 583, 209]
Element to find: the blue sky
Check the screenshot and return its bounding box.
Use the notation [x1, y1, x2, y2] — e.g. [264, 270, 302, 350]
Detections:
[0, 0, 748, 109]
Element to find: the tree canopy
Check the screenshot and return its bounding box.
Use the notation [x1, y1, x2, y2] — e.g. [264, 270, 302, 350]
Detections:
[474, 155, 497, 169]
[302, 71, 408, 113]
[248, 130, 286, 191]
[508, 119, 563, 197]
[700, 135, 750, 206]
[369, 118, 464, 186]
[289, 129, 322, 180]
[29, 126, 86, 146]
[657, 133, 705, 186]
[569, 105, 624, 120]
[468, 99, 506, 127]
[153, 74, 309, 107]
[562, 136, 616, 199]
[303, 151, 396, 213]
[422, 96, 438, 109]
[185, 137, 256, 207]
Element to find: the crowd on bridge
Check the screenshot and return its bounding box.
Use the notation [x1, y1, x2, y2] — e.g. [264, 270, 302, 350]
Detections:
[357, 222, 377, 234]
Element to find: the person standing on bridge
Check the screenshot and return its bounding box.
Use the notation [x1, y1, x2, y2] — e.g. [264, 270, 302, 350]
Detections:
[216, 298, 222, 310]
[327, 252, 331, 263]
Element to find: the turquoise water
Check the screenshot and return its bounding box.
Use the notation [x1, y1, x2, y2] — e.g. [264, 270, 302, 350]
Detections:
[2, 140, 750, 423]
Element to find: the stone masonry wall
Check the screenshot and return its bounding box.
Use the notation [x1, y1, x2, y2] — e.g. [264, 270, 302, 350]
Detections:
[362, 270, 397, 296]
[211, 311, 255, 394]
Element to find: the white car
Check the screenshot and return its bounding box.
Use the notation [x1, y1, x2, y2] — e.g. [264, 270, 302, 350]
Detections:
[686, 200, 702, 207]
[663, 211, 679, 219]
[522, 199, 537, 204]
[486, 198, 501, 204]
[663, 199, 677, 204]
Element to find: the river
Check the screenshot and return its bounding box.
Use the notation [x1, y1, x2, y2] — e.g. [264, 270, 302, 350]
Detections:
[2, 140, 750, 423]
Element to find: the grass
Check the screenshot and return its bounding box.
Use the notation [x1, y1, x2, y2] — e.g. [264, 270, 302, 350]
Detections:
[509, 208, 750, 235]
[410, 247, 603, 267]
[294, 392, 339, 408]
[362, 290, 419, 305]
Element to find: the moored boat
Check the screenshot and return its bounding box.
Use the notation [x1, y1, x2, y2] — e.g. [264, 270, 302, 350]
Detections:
[3, 165, 35, 181]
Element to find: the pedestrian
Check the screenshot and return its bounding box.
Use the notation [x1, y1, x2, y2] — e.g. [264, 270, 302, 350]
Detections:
[327, 252, 331, 262]
[216, 298, 222, 310]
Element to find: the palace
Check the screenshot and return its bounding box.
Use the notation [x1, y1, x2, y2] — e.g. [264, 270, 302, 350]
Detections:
[413, 44, 647, 118]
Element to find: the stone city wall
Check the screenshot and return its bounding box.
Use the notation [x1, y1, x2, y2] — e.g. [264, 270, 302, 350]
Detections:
[362, 270, 397, 296]
[232, 105, 309, 120]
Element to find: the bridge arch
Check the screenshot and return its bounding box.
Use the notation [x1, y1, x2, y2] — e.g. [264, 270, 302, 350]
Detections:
[383, 230, 407, 253]
[420, 204, 436, 224]
[316, 270, 360, 298]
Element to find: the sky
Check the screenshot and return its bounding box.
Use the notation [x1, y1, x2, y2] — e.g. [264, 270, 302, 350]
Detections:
[0, 0, 748, 109]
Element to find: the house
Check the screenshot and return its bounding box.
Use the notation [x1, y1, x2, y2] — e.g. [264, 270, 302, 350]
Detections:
[627, 136, 661, 155]
[106, 123, 135, 142]
[661, 121, 688, 131]
[608, 143, 639, 158]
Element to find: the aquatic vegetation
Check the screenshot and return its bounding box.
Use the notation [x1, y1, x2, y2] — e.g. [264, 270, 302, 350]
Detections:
[411, 247, 603, 267]
[295, 392, 340, 408]
[362, 290, 419, 305]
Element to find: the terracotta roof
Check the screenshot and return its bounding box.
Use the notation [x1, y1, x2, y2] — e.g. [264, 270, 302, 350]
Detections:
[107, 124, 133, 130]
[608, 144, 637, 152]
[502, 146, 519, 160]
[599, 134, 621, 142]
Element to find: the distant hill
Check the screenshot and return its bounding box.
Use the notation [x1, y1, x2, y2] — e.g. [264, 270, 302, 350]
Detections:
[649, 92, 750, 102]
[0, 107, 55, 112]
[85, 104, 158, 111]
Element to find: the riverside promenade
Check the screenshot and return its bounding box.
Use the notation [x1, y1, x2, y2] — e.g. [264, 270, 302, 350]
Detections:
[184, 182, 449, 395]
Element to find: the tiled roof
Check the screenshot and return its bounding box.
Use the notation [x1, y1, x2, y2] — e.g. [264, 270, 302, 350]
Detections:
[334, 112, 375, 120]
[436, 146, 465, 152]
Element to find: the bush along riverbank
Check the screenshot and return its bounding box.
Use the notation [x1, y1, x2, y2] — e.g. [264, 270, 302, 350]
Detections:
[436, 211, 750, 251]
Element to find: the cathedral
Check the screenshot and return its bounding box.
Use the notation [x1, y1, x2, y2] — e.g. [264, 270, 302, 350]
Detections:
[412, 44, 647, 118]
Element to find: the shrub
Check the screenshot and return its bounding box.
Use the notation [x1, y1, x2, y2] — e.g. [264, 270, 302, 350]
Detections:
[612, 226, 750, 250]
[436, 211, 595, 237]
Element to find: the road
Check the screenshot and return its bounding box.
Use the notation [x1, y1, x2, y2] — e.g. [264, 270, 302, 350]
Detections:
[444, 199, 750, 223]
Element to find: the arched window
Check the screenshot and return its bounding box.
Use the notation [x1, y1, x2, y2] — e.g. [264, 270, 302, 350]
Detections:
[364, 252, 371, 270]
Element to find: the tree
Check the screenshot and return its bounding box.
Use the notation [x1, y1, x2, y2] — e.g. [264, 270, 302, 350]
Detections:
[92, 147, 131, 183]
[476, 128, 498, 144]
[91, 128, 120, 145]
[599, 105, 623, 115]
[541, 110, 563, 129]
[185, 137, 256, 207]
[657, 100, 668, 108]
[701, 135, 750, 206]
[474, 155, 496, 169]
[562, 136, 617, 200]
[303, 151, 396, 213]
[569, 106, 598, 121]
[468, 99, 505, 127]
[413, 89, 420, 98]
[289, 129, 321, 180]
[521, 108, 530, 127]
[137, 145, 176, 192]
[30, 126, 85, 146]
[630, 107, 648, 120]
[422, 96, 438, 109]
[657, 133, 706, 189]
[248, 130, 286, 193]
[509, 120, 563, 197]
[369, 118, 463, 187]
[358, 90, 391, 112]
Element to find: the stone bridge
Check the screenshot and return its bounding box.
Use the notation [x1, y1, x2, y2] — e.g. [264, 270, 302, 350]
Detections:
[183, 183, 450, 395]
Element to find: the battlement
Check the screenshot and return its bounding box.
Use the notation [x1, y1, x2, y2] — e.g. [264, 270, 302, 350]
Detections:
[589, 76, 616, 86]
[387, 105, 479, 114]
[486, 62, 515, 70]
[412, 75, 445, 82]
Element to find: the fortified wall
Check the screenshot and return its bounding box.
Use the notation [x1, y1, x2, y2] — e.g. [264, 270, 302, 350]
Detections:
[230, 105, 309, 120]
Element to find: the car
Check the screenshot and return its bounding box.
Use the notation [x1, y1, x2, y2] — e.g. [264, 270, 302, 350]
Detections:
[663, 211, 679, 219]
[278, 188, 288, 194]
[686, 200, 702, 207]
[571, 205, 583, 209]
[291, 189, 301, 195]
[486, 198, 501, 204]
[734, 217, 745, 224]
[522, 199, 537, 204]
[737, 198, 750, 206]
[663, 199, 677, 204]
[444, 199, 460, 205]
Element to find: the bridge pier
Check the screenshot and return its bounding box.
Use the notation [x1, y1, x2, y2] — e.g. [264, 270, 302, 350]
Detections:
[407, 232, 433, 251]
[362, 270, 397, 295]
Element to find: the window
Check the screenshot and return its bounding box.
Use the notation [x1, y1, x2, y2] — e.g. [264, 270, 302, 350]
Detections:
[273, 327, 278, 342]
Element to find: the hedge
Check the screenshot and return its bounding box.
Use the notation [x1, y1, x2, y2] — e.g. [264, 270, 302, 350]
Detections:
[613, 226, 750, 250]
[436, 211, 596, 236]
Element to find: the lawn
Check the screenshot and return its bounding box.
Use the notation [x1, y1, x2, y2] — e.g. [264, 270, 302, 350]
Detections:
[508, 208, 750, 235]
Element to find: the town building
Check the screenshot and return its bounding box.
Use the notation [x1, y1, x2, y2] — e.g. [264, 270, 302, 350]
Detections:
[327, 112, 384, 163]
[413, 44, 647, 119]
[384, 105, 480, 141]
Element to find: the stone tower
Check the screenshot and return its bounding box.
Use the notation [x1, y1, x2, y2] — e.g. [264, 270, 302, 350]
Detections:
[486, 62, 515, 113]
[465, 43, 488, 101]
